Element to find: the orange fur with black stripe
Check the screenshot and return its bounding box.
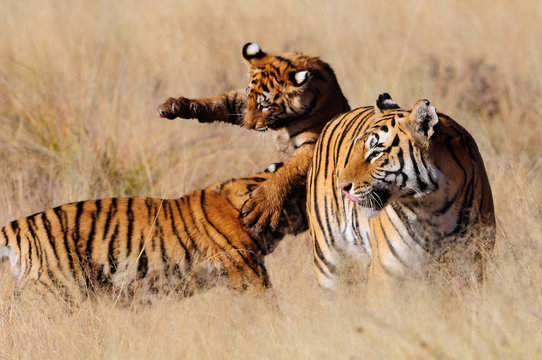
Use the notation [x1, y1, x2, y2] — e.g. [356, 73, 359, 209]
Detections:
[0, 164, 306, 302]
[157, 42, 349, 232]
[307, 94, 495, 290]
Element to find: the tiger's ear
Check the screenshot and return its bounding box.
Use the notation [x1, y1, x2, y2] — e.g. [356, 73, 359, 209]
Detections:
[242, 42, 271, 68]
[288, 70, 311, 87]
[375, 93, 400, 116]
[406, 99, 439, 142]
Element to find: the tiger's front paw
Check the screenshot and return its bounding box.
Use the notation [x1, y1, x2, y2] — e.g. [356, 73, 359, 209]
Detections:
[241, 186, 284, 234]
[157, 97, 199, 120]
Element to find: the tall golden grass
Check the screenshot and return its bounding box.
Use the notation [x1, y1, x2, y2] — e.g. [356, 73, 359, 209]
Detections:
[0, 0, 541, 358]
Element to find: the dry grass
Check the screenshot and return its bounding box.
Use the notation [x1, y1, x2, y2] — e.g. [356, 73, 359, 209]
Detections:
[1, 0, 541, 358]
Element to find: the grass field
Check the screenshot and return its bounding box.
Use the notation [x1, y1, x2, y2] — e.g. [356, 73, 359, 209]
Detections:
[1, 0, 541, 358]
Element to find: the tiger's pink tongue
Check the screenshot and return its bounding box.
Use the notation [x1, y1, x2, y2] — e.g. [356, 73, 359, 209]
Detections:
[343, 191, 361, 203]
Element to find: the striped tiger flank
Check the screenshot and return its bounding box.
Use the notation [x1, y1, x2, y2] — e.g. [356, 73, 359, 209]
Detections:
[0, 164, 307, 302]
[307, 94, 495, 290]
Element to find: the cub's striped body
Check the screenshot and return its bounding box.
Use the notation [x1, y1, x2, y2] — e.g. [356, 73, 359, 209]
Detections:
[157, 42, 349, 233]
[0, 164, 306, 301]
[308, 94, 495, 289]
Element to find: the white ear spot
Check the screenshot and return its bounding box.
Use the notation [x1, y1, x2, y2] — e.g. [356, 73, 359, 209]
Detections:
[294, 71, 309, 86]
[265, 162, 283, 173]
[245, 43, 261, 56]
[383, 98, 397, 108]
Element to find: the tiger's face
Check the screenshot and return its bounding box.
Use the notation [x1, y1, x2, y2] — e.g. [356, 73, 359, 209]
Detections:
[241, 42, 318, 131]
[337, 96, 441, 218]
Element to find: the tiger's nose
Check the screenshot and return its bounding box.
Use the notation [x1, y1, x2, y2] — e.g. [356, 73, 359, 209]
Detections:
[338, 182, 353, 192]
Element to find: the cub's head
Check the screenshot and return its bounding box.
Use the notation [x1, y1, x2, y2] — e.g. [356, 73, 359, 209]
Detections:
[241, 42, 347, 131]
[337, 93, 441, 218]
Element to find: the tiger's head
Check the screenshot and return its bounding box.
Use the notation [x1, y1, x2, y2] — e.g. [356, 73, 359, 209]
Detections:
[241, 42, 347, 131]
[337, 93, 442, 218]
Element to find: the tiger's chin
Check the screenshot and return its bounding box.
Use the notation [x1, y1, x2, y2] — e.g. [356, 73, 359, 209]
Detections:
[359, 207, 380, 219]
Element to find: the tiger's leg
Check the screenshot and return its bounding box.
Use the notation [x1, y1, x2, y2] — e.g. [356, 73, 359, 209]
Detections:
[366, 228, 403, 309]
[157, 89, 246, 125]
[241, 146, 313, 233]
[475, 226, 496, 284]
[17, 276, 78, 308]
[311, 230, 341, 291]
[313, 254, 340, 291]
[219, 252, 270, 291]
[309, 197, 373, 291]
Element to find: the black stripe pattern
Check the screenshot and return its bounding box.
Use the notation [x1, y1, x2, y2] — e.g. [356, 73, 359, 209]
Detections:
[0, 168, 308, 302]
[308, 101, 495, 289]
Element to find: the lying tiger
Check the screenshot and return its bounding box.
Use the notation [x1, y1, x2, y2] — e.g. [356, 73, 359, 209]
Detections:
[157, 42, 350, 233]
[308, 94, 496, 289]
[0, 163, 306, 302]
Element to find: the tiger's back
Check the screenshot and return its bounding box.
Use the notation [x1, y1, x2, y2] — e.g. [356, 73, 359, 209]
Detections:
[0, 165, 307, 301]
[308, 94, 495, 289]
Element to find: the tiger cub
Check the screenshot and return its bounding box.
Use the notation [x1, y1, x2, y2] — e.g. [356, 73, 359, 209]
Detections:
[157, 42, 349, 232]
[308, 94, 495, 290]
[0, 163, 306, 302]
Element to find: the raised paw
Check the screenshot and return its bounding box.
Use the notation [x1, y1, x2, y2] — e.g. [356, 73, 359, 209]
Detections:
[156, 97, 197, 120]
[241, 185, 284, 233]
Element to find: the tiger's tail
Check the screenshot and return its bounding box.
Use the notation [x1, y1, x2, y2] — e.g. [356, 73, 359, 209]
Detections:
[0, 223, 21, 279]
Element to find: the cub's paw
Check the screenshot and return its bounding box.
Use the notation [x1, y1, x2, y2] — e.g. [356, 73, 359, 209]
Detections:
[241, 186, 283, 233]
[157, 97, 198, 120]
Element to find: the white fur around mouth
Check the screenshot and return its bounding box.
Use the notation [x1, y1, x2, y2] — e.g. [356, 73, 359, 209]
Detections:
[255, 126, 269, 132]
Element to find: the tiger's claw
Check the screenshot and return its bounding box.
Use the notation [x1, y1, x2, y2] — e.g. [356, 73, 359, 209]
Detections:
[241, 186, 283, 233]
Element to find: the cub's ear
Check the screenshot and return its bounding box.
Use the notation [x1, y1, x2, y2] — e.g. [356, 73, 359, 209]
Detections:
[242, 42, 271, 68]
[407, 99, 439, 141]
[375, 93, 400, 115]
[288, 70, 311, 87]
[243, 42, 266, 60]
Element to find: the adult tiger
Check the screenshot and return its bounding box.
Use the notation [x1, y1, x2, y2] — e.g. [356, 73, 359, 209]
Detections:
[0, 163, 306, 302]
[157, 42, 349, 233]
[307, 93, 495, 290]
